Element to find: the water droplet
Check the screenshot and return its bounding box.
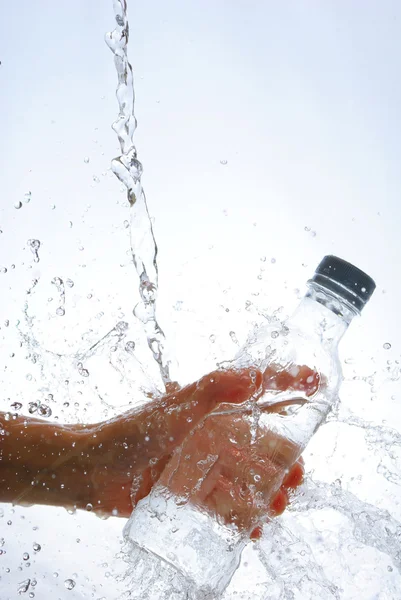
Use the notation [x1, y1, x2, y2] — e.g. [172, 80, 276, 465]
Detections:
[64, 579, 76, 590]
[28, 239, 40, 251]
[11, 402, 23, 411]
[220, 159, 228, 165]
[55, 306, 65, 317]
[85, 503, 93, 512]
[254, 474, 261, 482]
[28, 402, 38, 414]
[383, 343, 391, 350]
[229, 331, 238, 344]
[125, 341, 135, 353]
[17, 579, 31, 594]
[23, 552, 29, 560]
[28, 240, 40, 262]
[1, 267, 7, 273]
[14, 201, 22, 209]
[271, 257, 276, 264]
[24, 192, 32, 204]
[77, 363, 89, 377]
[271, 331, 279, 339]
[304, 226, 311, 232]
[84, 157, 90, 164]
[116, 321, 129, 333]
[32, 543, 41, 552]
[66, 279, 74, 288]
[38, 404, 52, 418]
[209, 334, 216, 343]
[123, 220, 129, 228]
[92, 175, 100, 183]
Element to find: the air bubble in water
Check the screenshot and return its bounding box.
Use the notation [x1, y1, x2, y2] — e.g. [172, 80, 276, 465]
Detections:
[123, 220, 129, 228]
[271, 257, 276, 264]
[32, 543, 41, 552]
[383, 342, 391, 350]
[14, 201, 22, 209]
[93, 175, 100, 183]
[271, 331, 279, 339]
[1, 267, 7, 273]
[23, 552, 29, 561]
[84, 157, 90, 164]
[85, 503, 93, 512]
[209, 334, 216, 343]
[66, 279, 74, 288]
[11, 402, 22, 410]
[64, 579, 76, 590]
[56, 307, 65, 316]
[24, 192, 32, 204]
[220, 159, 228, 165]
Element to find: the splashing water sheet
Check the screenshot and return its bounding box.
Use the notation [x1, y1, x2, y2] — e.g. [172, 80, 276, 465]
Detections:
[0, 1, 400, 599]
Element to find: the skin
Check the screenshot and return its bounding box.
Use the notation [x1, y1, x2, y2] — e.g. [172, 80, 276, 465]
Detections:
[0, 367, 307, 540]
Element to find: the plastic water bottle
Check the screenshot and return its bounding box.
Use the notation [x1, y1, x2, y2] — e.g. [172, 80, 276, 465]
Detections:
[124, 255, 376, 597]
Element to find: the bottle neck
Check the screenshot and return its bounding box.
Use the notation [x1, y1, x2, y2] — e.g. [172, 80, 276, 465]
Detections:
[288, 282, 359, 347]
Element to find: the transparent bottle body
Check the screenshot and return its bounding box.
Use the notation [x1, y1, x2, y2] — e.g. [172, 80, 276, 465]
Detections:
[125, 284, 357, 596]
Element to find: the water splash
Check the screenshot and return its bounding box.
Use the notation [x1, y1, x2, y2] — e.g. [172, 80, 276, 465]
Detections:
[105, 0, 173, 389]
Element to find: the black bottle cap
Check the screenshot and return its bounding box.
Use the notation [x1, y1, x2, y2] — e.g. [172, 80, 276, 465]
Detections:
[310, 255, 376, 312]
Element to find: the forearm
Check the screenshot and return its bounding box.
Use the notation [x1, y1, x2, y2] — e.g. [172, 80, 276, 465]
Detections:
[0, 412, 95, 511]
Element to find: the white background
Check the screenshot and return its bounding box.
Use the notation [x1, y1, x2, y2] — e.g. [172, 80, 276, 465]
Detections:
[1, 1, 400, 598]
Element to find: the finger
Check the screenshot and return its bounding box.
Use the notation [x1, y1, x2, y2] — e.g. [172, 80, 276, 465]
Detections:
[250, 525, 263, 540]
[263, 365, 320, 398]
[282, 459, 304, 489]
[269, 488, 288, 516]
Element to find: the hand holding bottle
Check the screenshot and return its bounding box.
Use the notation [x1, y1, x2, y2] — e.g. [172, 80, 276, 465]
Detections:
[155, 364, 314, 538]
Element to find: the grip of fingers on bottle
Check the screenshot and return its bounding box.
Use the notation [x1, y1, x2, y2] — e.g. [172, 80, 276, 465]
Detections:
[263, 364, 320, 397]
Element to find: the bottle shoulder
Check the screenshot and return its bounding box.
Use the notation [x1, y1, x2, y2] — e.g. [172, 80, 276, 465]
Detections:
[235, 320, 342, 397]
